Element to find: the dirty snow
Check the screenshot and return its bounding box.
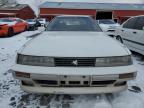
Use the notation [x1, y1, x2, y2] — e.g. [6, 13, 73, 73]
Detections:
[0, 29, 144, 108]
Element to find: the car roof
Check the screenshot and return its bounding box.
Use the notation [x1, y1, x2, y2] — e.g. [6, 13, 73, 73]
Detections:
[56, 15, 91, 17]
[97, 19, 114, 20]
[0, 17, 19, 19]
[131, 15, 144, 18]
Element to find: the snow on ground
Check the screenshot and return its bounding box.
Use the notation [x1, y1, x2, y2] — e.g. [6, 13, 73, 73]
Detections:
[0, 30, 144, 108]
[0, 30, 42, 107]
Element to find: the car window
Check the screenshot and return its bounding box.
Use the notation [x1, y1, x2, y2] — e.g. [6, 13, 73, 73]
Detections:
[46, 17, 102, 31]
[123, 17, 138, 29]
[99, 20, 115, 24]
[16, 19, 23, 23]
[0, 18, 13, 22]
[134, 17, 144, 30]
[38, 19, 44, 21]
[27, 19, 35, 22]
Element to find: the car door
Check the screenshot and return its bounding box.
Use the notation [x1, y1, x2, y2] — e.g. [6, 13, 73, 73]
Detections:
[131, 16, 144, 52]
[120, 17, 138, 50]
[15, 19, 25, 32]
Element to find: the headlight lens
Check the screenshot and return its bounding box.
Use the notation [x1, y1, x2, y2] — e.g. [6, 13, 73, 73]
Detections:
[15, 71, 30, 78]
[17, 54, 54, 66]
[95, 55, 132, 67]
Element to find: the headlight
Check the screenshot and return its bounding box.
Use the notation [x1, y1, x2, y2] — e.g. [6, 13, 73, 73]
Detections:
[119, 72, 137, 79]
[17, 54, 54, 66]
[15, 71, 30, 78]
[95, 55, 132, 67]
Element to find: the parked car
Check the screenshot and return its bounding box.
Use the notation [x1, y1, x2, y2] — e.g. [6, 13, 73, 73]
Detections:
[38, 18, 47, 27]
[97, 19, 120, 37]
[12, 16, 136, 94]
[0, 18, 28, 37]
[26, 19, 41, 31]
[115, 15, 144, 55]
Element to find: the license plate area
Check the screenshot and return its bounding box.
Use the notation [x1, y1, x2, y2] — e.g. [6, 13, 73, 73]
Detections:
[33, 74, 118, 87]
[59, 75, 90, 86]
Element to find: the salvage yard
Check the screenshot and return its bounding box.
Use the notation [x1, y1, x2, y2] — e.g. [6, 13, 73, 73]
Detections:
[0, 30, 144, 108]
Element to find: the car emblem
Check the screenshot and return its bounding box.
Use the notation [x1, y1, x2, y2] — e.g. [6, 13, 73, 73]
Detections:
[72, 60, 78, 66]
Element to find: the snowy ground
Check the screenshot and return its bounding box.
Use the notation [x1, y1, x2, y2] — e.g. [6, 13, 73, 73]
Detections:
[0, 30, 144, 108]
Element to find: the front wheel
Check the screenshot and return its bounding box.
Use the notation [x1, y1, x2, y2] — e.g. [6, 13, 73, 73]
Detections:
[24, 26, 28, 31]
[7, 28, 14, 37]
[116, 36, 123, 43]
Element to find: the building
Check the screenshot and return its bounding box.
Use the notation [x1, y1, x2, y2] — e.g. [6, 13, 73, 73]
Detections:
[0, 3, 35, 19]
[40, 2, 144, 23]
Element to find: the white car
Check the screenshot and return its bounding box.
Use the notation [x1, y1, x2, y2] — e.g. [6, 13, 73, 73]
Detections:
[38, 18, 47, 27]
[12, 16, 137, 94]
[97, 19, 120, 37]
[115, 15, 144, 55]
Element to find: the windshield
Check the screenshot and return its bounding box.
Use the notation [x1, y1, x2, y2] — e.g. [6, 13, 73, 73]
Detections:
[38, 19, 44, 21]
[0, 18, 13, 22]
[99, 20, 115, 24]
[26, 19, 35, 22]
[46, 16, 102, 31]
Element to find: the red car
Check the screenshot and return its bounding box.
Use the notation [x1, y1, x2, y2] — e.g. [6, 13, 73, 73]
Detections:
[0, 18, 28, 37]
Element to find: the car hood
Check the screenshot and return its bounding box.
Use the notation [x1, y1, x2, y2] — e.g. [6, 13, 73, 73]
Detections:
[39, 21, 45, 24]
[99, 24, 120, 31]
[19, 32, 129, 57]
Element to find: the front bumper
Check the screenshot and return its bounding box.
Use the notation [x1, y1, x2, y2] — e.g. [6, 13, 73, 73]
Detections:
[12, 64, 137, 94]
[0, 30, 7, 36]
[21, 84, 127, 94]
[105, 31, 116, 37]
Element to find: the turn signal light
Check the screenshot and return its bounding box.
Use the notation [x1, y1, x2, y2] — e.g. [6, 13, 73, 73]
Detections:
[15, 72, 30, 78]
[119, 73, 136, 79]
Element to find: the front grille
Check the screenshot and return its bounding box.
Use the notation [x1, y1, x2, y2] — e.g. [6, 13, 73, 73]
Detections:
[32, 75, 118, 87]
[34, 79, 116, 87]
[107, 30, 115, 32]
[54, 57, 95, 67]
[35, 80, 58, 85]
[91, 80, 115, 85]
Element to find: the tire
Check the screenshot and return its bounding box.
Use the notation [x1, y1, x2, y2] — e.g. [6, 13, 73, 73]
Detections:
[116, 36, 123, 43]
[33, 26, 36, 31]
[7, 28, 14, 37]
[24, 26, 28, 31]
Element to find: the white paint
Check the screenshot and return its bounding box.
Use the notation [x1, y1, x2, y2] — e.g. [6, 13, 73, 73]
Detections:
[0, 28, 144, 107]
[20, 32, 130, 57]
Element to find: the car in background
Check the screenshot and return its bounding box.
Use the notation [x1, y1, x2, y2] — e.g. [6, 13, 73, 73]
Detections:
[26, 19, 41, 31]
[38, 18, 47, 27]
[115, 15, 144, 55]
[12, 15, 136, 94]
[97, 19, 120, 37]
[0, 18, 28, 37]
